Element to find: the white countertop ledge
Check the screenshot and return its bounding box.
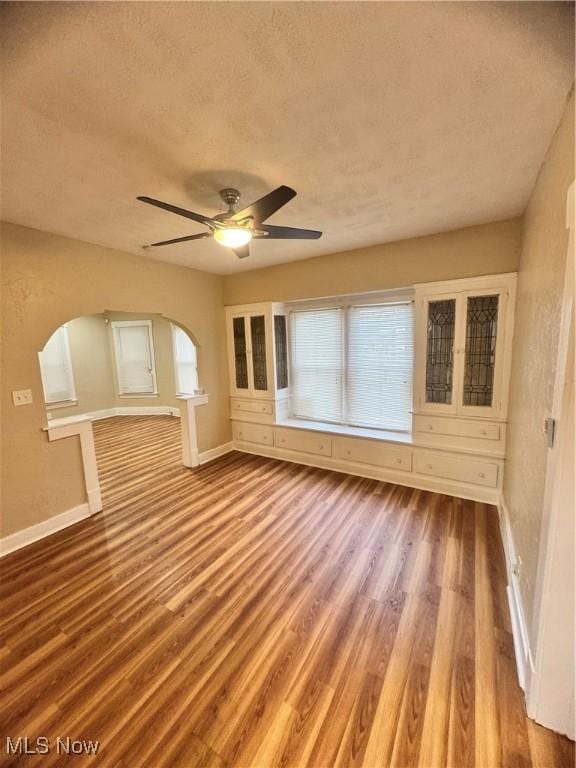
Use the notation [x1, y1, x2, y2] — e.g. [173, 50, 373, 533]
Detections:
[276, 418, 412, 445]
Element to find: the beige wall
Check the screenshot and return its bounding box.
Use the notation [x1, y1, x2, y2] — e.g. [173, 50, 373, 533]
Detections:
[223, 218, 522, 305]
[1, 223, 230, 537]
[50, 312, 192, 417]
[56, 315, 116, 414]
[504, 90, 575, 646]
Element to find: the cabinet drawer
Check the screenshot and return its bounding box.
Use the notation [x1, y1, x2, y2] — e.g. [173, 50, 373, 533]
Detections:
[335, 437, 412, 472]
[415, 452, 499, 488]
[274, 428, 332, 457]
[231, 399, 273, 416]
[415, 416, 500, 441]
[233, 422, 274, 447]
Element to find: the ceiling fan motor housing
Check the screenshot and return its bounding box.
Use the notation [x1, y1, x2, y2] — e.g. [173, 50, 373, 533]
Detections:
[219, 188, 241, 211]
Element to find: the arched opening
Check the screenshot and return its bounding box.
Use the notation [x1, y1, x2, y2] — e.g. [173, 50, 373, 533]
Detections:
[38, 311, 208, 515]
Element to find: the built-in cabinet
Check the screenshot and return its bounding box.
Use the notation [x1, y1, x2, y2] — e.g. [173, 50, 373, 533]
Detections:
[225, 302, 289, 413]
[414, 273, 516, 420]
[225, 273, 517, 504]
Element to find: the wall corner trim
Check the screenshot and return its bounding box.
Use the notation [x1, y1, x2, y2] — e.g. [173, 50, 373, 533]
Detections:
[0, 503, 91, 558]
[498, 495, 535, 692]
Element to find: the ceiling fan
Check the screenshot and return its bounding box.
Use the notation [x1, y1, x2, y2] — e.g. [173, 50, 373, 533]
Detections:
[137, 186, 322, 259]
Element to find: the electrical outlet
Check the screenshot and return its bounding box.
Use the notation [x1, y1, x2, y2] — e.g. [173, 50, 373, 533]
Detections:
[12, 389, 33, 406]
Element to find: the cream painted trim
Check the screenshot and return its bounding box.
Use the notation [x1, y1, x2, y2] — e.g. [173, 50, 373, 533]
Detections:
[498, 496, 535, 692]
[47, 406, 180, 428]
[234, 440, 500, 505]
[45, 419, 103, 514]
[0, 503, 91, 557]
[179, 394, 209, 468]
[199, 442, 235, 465]
[46, 399, 79, 410]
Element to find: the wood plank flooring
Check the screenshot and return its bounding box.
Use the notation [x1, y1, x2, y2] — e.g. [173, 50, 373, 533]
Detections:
[1, 415, 573, 767]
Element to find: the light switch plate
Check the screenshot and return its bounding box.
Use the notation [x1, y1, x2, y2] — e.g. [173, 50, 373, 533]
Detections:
[12, 389, 33, 406]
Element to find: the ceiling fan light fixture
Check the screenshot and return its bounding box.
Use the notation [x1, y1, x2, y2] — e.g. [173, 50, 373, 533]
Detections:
[213, 227, 253, 248]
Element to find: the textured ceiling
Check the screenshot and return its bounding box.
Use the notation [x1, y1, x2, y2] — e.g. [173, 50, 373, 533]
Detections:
[1, 2, 574, 275]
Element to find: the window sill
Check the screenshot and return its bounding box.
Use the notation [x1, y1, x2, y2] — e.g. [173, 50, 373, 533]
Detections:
[46, 399, 78, 410]
[276, 418, 413, 445]
[118, 393, 159, 399]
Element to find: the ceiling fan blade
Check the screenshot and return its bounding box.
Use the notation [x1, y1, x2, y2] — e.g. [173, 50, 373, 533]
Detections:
[256, 224, 322, 240]
[233, 245, 250, 259]
[149, 232, 211, 247]
[137, 196, 217, 226]
[232, 185, 296, 224]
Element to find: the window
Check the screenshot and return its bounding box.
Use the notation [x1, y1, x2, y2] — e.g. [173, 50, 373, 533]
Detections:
[290, 298, 414, 432]
[172, 325, 198, 395]
[111, 320, 157, 396]
[38, 324, 77, 405]
[290, 308, 344, 423]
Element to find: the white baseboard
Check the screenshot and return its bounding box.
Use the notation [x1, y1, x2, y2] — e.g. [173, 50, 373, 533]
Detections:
[498, 496, 535, 691]
[233, 441, 500, 505]
[0, 503, 91, 558]
[199, 442, 235, 465]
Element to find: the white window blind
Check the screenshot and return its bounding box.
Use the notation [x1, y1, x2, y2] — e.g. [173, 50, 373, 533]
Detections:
[290, 299, 414, 433]
[112, 321, 157, 395]
[347, 303, 414, 431]
[290, 308, 344, 423]
[172, 325, 198, 395]
[38, 325, 76, 404]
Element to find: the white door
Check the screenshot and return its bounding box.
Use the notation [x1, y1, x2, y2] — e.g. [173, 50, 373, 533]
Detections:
[527, 182, 575, 738]
[112, 321, 157, 395]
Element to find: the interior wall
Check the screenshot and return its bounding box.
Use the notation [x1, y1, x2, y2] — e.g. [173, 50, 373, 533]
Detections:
[56, 315, 116, 415]
[223, 217, 522, 304]
[1, 222, 229, 537]
[504, 90, 575, 648]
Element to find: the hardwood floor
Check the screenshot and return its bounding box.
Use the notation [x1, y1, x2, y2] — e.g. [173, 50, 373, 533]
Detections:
[1, 415, 573, 767]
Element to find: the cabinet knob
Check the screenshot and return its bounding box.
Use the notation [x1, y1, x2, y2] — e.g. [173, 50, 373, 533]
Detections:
[481, 429, 487, 436]
[319, 444, 324, 450]
[479, 472, 485, 478]
[428, 425, 434, 430]
[396, 458, 402, 464]
[426, 463, 432, 470]
[346, 450, 351, 456]
[261, 407, 266, 412]
[238, 431, 243, 438]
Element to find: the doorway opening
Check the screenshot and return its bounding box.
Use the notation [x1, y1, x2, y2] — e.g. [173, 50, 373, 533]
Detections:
[38, 311, 205, 509]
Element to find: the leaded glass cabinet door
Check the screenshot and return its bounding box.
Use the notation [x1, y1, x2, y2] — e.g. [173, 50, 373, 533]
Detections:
[249, 314, 268, 392]
[232, 316, 249, 393]
[420, 295, 460, 414]
[459, 290, 507, 418]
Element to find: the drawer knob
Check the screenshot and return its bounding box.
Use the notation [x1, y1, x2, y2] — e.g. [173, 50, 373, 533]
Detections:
[346, 450, 351, 456]
[428, 425, 434, 430]
[238, 431, 243, 437]
[319, 444, 324, 450]
[479, 472, 485, 478]
[481, 429, 487, 436]
[261, 407, 266, 412]
[426, 463, 432, 470]
[281, 438, 285, 443]
[396, 458, 402, 464]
